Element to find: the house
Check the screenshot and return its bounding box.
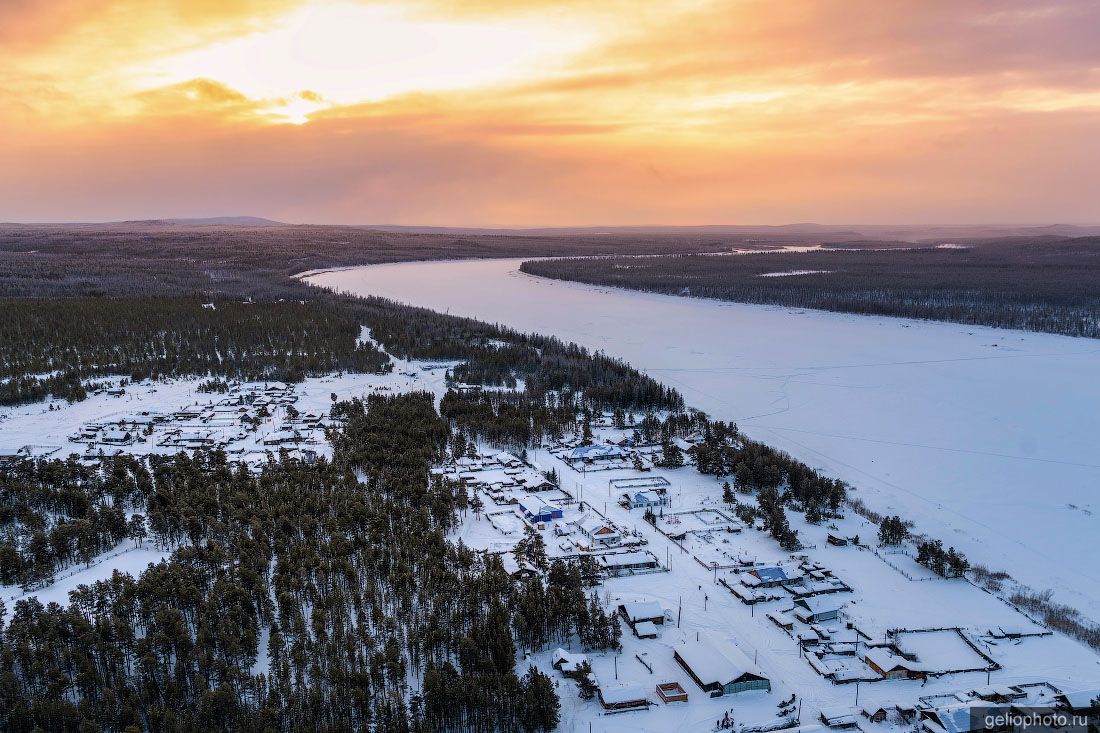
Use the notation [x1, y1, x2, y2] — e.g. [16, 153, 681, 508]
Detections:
[551, 648, 589, 678]
[263, 429, 299, 446]
[597, 552, 660, 576]
[862, 706, 892, 724]
[575, 515, 622, 547]
[566, 444, 625, 463]
[921, 705, 995, 733]
[618, 600, 665, 629]
[624, 490, 665, 509]
[99, 428, 134, 445]
[820, 709, 860, 729]
[671, 437, 694, 453]
[500, 551, 539, 580]
[598, 683, 649, 711]
[793, 596, 842, 624]
[633, 621, 659, 639]
[766, 611, 795, 631]
[656, 681, 688, 704]
[516, 495, 563, 524]
[745, 565, 802, 588]
[673, 637, 771, 697]
[0, 446, 29, 466]
[864, 648, 924, 680]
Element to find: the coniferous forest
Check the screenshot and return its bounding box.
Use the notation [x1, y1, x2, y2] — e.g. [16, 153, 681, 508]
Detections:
[1, 392, 626, 732]
[520, 239, 1100, 338]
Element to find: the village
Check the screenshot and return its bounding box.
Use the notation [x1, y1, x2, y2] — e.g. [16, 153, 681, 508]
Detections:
[0, 367, 436, 474]
[2, 362, 1099, 733]
[443, 415, 1100, 733]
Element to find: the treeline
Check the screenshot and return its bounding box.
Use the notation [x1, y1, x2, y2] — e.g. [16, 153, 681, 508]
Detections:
[0, 392, 643, 732]
[349, 296, 683, 411]
[0, 222, 737, 301]
[520, 238, 1100, 338]
[0, 298, 388, 406]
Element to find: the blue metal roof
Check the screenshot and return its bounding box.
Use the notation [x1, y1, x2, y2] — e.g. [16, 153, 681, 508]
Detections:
[753, 566, 789, 583]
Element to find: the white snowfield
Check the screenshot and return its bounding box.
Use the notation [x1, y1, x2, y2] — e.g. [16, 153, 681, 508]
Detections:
[307, 258, 1100, 618]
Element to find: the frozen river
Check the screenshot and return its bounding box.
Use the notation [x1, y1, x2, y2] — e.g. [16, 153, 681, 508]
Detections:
[306, 258, 1100, 616]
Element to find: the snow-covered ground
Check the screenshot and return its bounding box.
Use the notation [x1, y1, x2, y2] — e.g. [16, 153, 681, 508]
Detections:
[307, 258, 1100, 618]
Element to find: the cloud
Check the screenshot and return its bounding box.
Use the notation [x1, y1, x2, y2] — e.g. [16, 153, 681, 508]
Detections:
[1, 0, 1099, 224]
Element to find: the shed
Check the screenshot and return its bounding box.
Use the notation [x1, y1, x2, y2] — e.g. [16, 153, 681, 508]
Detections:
[820, 709, 860, 729]
[633, 621, 659, 639]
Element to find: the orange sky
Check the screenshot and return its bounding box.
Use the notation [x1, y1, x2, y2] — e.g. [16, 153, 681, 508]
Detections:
[2, 0, 1099, 226]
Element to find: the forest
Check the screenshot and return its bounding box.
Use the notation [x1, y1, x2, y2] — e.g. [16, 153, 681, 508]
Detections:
[0, 299, 388, 405]
[520, 238, 1100, 338]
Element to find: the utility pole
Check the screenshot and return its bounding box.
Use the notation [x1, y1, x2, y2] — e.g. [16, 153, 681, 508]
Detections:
[677, 596, 682, 628]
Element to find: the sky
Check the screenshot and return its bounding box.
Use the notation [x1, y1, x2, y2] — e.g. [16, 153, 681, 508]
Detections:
[2, 0, 1099, 226]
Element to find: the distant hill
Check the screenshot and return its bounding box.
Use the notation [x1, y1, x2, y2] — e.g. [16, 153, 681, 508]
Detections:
[365, 223, 1100, 242]
[121, 216, 285, 226]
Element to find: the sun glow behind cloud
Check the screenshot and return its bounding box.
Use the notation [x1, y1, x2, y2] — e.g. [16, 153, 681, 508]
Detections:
[135, 2, 602, 123]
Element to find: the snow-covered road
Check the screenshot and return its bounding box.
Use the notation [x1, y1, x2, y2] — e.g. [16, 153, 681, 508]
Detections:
[306, 258, 1100, 617]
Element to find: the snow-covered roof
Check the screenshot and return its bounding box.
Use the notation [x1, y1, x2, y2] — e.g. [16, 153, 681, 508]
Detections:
[796, 596, 842, 614]
[551, 648, 588, 673]
[633, 620, 659, 637]
[675, 635, 766, 686]
[1058, 688, 1100, 709]
[619, 600, 663, 622]
[577, 514, 618, 536]
[865, 647, 920, 673]
[517, 494, 560, 516]
[566, 444, 623, 461]
[598, 683, 647, 705]
[597, 552, 653, 568]
[751, 565, 795, 583]
[922, 705, 980, 733]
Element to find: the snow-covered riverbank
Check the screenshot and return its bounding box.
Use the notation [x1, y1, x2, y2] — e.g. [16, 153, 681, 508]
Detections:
[306, 258, 1100, 617]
